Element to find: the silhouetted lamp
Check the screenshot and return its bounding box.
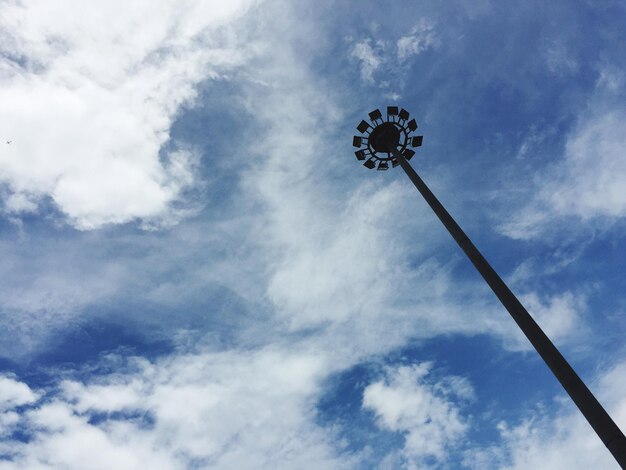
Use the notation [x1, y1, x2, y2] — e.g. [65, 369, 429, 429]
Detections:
[352, 107, 626, 468]
[353, 107, 421, 171]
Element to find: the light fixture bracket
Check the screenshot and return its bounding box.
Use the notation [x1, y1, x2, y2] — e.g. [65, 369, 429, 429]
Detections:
[352, 107, 423, 170]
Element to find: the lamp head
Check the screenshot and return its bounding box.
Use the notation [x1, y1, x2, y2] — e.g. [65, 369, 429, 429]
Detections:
[352, 107, 423, 170]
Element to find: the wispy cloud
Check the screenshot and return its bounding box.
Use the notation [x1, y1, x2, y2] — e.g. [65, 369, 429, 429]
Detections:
[397, 20, 438, 62]
[350, 39, 384, 83]
[463, 360, 626, 469]
[348, 19, 438, 98]
[499, 108, 626, 240]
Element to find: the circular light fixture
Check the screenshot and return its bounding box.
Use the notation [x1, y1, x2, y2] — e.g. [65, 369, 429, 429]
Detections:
[353, 107, 423, 170]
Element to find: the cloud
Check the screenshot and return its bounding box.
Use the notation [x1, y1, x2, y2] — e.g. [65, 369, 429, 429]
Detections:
[0, 3, 623, 469]
[0, 234, 133, 358]
[0, 348, 353, 469]
[397, 20, 438, 61]
[0, 0, 256, 229]
[350, 39, 384, 82]
[514, 291, 585, 347]
[463, 359, 626, 470]
[234, 5, 546, 358]
[348, 20, 437, 96]
[499, 107, 626, 240]
[545, 111, 626, 219]
[0, 375, 38, 411]
[0, 0, 594, 364]
[0, 375, 37, 439]
[363, 363, 471, 467]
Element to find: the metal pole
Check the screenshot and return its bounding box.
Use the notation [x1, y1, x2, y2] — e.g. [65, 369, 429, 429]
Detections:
[395, 153, 626, 468]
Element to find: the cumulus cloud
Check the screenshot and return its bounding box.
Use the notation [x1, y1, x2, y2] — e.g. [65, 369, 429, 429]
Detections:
[0, 375, 37, 439]
[0, 375, 38, 411]
[0, 0, 256, 229]
[363, 363, 471, 467]
[0, 233, 134, 358]
[3, 354, 623, 470]
[0, 348, 355, 470]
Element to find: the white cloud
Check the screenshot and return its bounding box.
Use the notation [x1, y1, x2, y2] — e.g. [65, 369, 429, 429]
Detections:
[0, 375, 38, 411]
[0, 0, 256, 229]
[0, 348, 353, 469]
[350, 39, 383, 82]
[515, 291, 585, 347]
[546, 111, 626, 219]
[0, 1, 623, 468]
[0, 0, 537, 364]
[499, 109, 626, 239]
[235, 5, 535, 358]
[0, 0, 591, 364]
[3, 353, 624, 470]
[9, 401, 179, 470]
[363, 363, 470, 466]
[2, 191, 38, 214]
[396, 20, 438, 61]
[463, 360, 626, 470]
[0, 375, 37, 438]
[349, 20, 437, 94]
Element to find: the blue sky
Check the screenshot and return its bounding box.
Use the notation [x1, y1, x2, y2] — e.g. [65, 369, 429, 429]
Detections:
[0, 0, 625, 468]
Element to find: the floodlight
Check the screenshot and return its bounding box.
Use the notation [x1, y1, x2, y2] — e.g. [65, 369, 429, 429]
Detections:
[357, 120, 371, 133]
[368, 109, 383, 123]
[355, 150, 367, 160]
[353, 106, 423, 170]
[363, 159, 376, 169]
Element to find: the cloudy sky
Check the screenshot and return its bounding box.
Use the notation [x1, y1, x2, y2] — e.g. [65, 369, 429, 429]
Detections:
[1, 0, 625, 468]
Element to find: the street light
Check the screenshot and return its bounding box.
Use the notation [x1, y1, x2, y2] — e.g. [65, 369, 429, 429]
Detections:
[353, 107, 626, 468]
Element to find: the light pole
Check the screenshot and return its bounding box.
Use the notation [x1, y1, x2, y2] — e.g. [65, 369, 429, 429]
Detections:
[353, 107, 626, 468]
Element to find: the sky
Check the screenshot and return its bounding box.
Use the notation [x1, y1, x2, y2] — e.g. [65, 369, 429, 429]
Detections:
[0, 0, 625, 468]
